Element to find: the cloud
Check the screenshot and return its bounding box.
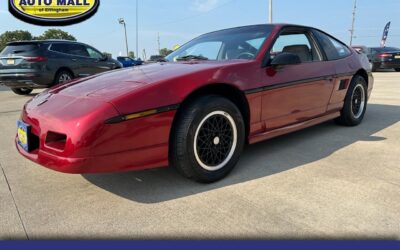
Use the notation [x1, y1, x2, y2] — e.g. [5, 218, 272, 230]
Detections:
[0, 9, 7, 14]
[192, 0, 220, 12]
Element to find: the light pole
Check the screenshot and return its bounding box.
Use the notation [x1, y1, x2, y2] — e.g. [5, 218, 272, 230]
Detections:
[118, 18, 129, 57]
[349, 0, 357, 45]
[269, 0, 273, 24]
[157, 32, 161, 55]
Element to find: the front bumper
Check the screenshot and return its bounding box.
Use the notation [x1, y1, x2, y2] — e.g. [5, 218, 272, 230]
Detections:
[16, 95, 176, 173]
[16, 137, 169, 173]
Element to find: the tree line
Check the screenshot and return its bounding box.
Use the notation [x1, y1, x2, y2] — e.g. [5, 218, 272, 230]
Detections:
[0, 29, 175, 59]
[0, 29, 76, 52]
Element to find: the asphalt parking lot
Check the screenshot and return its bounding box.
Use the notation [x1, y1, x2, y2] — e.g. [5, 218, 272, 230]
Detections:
[0, 72, 399, 239]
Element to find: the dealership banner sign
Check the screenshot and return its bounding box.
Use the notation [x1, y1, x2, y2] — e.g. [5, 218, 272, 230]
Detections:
[380, 21, 391, 48]
[8, 0, 100, 26]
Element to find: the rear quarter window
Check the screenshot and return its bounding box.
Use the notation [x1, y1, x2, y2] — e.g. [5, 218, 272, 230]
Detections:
[313, 30, 351, 60]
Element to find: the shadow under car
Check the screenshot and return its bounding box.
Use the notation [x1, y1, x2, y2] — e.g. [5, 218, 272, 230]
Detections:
[83, 104, 399, 204]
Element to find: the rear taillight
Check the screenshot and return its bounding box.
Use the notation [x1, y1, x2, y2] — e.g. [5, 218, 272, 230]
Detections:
[25, 56, 47, 62]
[378, 53, 392, 58]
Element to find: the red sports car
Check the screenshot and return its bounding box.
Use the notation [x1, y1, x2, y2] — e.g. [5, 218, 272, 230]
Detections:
[16, 24, 373, 182]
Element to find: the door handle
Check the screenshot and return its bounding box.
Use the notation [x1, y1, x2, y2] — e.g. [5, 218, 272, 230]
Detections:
[71, 58, 78, 62]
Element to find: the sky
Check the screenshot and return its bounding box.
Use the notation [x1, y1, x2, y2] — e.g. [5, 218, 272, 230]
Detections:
[0, 0, 399, 59]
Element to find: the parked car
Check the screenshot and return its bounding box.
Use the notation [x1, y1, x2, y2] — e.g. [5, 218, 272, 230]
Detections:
[366, 47, 400, 72]
[0, 40, 122, 95]
[117, 56, 143, 67]
[16, 24, 373, 183]
[146, 55, 165, 63]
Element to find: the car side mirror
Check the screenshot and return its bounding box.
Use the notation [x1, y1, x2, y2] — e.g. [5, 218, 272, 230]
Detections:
[270, 52, 301, 67]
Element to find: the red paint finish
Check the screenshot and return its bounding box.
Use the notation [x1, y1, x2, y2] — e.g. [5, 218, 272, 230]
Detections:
[249, 112, 341, 144]
[16, 24, 373, 174]
[260, 61, 336, 130]
[17, 98, 175, 173]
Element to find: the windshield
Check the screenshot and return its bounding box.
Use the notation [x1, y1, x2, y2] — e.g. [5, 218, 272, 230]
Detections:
[165, 25, 273, 62]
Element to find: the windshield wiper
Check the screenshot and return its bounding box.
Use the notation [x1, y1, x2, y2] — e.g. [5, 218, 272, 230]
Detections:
[176, 55, 208, 61]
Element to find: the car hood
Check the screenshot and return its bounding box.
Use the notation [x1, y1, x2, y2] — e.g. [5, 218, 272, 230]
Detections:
[48, 60, 246, 101]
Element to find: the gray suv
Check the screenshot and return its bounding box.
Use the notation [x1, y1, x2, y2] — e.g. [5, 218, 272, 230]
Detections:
[0, 40, 122, 95]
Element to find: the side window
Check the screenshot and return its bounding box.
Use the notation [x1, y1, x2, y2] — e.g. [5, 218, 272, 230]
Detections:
[67, 44, 90, 57]
[270, 32, 321, 63]
[330, 39, 351, 58]
[86, 46, 103, 60]
[314, 30, 351, 60]
[50, 43, 68, 54]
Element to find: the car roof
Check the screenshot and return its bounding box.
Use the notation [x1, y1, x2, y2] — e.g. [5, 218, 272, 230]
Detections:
[199, 24, 283, 37]
[200, 23, 329, 35]
[196, 23, 349, 48]
[199, 23, 344, 40]
[6, 40, 84, 46]
[369, 46, 398, 49]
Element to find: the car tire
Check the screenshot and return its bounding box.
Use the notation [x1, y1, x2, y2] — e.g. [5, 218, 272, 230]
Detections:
[170, 95, 245, 183]
[335, 75, 368, 127]
[395, 68, 400, 72]
[11, 88, 33, 95]
[54, 70, 73, 84]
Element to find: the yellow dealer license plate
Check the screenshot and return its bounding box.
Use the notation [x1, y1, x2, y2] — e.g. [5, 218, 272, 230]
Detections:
[7, 59, 15, 65]
[17, 120, 30, 152]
